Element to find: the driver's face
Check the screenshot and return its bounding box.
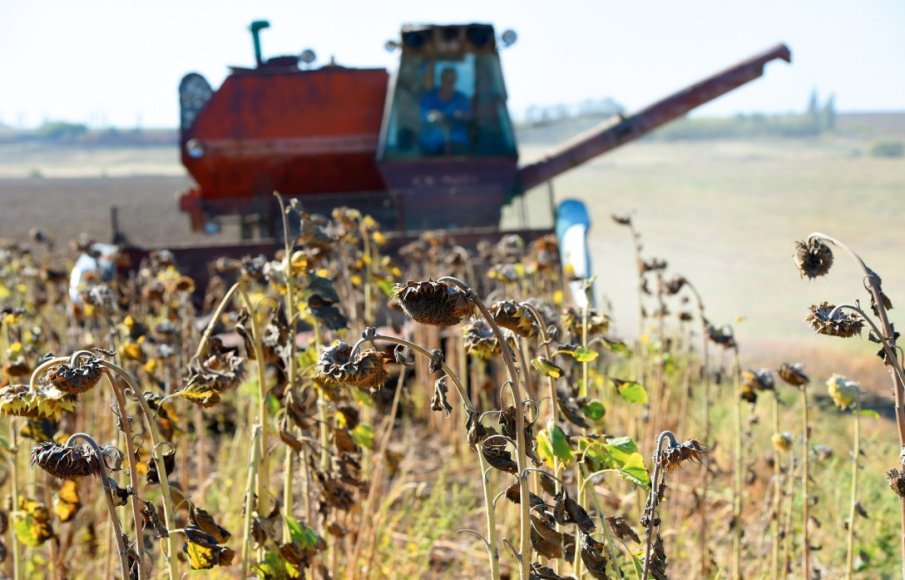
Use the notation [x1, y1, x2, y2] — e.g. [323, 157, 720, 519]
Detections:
[441, 69, 457, 89]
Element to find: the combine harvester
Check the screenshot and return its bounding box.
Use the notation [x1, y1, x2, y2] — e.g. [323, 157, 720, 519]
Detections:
[123, 22, 791, 291]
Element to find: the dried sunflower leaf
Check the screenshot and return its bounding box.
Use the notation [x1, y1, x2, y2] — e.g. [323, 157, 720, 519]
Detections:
[190, 505, 231, 544]
[430, 377, 453, 417]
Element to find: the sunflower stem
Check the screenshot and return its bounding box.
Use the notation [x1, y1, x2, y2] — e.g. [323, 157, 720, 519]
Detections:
[102, 361, 179, 580]
[438, 276, 531, 580]
[241, 425, 262, 579]
[237, 287, 272, 514]
[801, 384, 810, 579]
[106, 374, 145, 578]
[65, 433, 130, 580]
[845, 395, 861, 580]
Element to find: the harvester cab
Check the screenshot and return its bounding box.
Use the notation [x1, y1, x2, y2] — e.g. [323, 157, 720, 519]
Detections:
[376, 24, 521, 230]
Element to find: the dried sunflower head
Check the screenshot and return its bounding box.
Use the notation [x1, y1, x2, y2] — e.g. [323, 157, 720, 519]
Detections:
[392, 280, 474, 327]
[795, 239, 833, 279]
[662, 275, 687, 296]
[706, 323, 737, 350]
[30, 441, 101, 479]
[806, 302, 863, 338]
[47, 357, 103, 395]
[490, 301, 539, 339]
[317, 342, 388, 392]
[464, 318, 510, 359]
[826, 374, 860, 410]
[742, 369, 775, 392]
[739, 384, 757, 404]
[778, 363, 809, 387]
[638, 258, 667, 273]
[562, 307, 610, 337]
[888, 468, 905, 498]
[772, 432, 793, 453]
[0, 384, 75, 420]
[658, 439, 707, 472]
[188, 352, 246, 394]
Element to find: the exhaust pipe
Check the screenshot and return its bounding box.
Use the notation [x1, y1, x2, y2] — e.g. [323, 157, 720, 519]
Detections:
[249, 20, 271, 67]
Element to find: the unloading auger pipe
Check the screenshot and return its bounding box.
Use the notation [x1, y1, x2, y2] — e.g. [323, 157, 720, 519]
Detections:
[517, 43, 792, 192]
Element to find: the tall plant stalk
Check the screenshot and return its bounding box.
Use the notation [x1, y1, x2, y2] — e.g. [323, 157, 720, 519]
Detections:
[772, 392, 782, 580]
[800, 384, 810, 579]
[845, 395, 861, 580]
[438, 276, 531, 580]
[238, 287, 271, 513]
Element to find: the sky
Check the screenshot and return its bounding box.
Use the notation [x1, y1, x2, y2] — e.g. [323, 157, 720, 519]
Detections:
[2, 0, 903, 129]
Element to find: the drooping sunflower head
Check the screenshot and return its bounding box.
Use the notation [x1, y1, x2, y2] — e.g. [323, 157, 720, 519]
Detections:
[392, 280, 474, 327]
[317, 342, 388, 392]
[794, 238, 833, 279]
[30, 441, 101, 479]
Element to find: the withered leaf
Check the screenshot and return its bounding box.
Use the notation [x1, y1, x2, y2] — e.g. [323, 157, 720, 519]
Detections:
[431, 377, 453, 417]
[580, 533, 609, 579]
[190, 504, 231, 544]
[146, 448, 176, 485]
[182, 525, 235, 570]
[607, 515, 640, 543]
[530, 513, 565, 559]
[106, 477, 130, 507]
[504, 482, 546, 509]
[530, 563, 565, 580]
[481, 442, 518, 474]
[500, 405, 540, 466]
[553, 490, 595, 533]
[428, 349, 445, 373]
[141, 500, 168, 539]
[556, 385, 591, 429]
[465, 410, 496, 449]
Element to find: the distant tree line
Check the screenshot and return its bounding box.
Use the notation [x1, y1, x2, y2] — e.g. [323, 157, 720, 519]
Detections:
[518, 89, 844, 140]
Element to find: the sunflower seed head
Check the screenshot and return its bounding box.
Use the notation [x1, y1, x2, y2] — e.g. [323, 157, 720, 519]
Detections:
[30, 442, 101, 479]
[47, 357, 103, 395]
[888, 468, 905, 498]
[392, 280, 474, 327]
[658, 439, 707, 472]
[806, 302, 863, 338]
[778, 362, 810, 387]
[795, 239, 834, 279]
[317, 342, 388, 392]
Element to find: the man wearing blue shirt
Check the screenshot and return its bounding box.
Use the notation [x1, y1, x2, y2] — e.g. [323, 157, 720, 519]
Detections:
[420, 67, 473, 155]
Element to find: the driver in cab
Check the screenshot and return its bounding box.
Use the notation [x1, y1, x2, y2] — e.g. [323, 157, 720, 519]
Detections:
[419, 67, 472, 155]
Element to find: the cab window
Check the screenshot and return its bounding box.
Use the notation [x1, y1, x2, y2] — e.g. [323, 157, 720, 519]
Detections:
[382, 52, 516, 158]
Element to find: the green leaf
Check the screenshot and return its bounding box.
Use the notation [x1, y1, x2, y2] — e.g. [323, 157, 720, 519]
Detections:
[376, 279, 396, 299]
[857, 409, 880, 419]
[618, 453, 650, 488]
[662, 353, 676, 374]
[573, 347, 599, 363]
[536, 429, 554, 468]
[351, 424, 375, 450]
[0, 436, 15, 453]
[297, 348, 318, 370]
[601, 337, 631, 356]
[578, 436, 649, 488]
[547, 421, 572, 462]
[581, 399, 605, 421]
[532, 357, 563, 379]
[286, 516, 320, 548]
[614, 379, 648, 405]
[350, 388, 374, 408]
